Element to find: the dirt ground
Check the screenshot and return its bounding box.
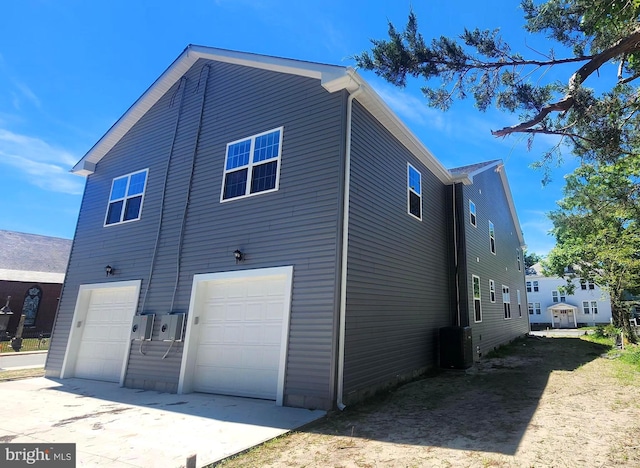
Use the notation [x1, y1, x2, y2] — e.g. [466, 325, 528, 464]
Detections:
[218, 336, 640, 467]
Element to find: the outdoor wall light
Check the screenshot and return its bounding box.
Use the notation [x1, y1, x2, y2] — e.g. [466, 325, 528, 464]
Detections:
[233, 250, 244, 263]
[105, 265, 115, 277]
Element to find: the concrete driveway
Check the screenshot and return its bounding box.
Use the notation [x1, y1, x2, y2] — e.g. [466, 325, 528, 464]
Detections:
[0, 377, 325, 467]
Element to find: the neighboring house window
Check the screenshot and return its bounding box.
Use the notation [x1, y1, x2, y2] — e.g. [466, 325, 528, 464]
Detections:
[583, 301, 591, 314]
[535, 303, 541, 314]
[526, 281, 532, 293]
[528, 303, 534, 315]
[592, 301, 598, 314]
[473, 275, 482, 322]
[221, 127, 283, 201]
[517, 289, 522, 317]
[469, 200, 477, 227]
[533, 281, 539, 292]
[489, 221, 496, 254]
[581, 280, 595, 290]
[517, 250, 521, 271]
[553, 290, 566, 303]
[22, 286, 42, 327]
[502, 285, 511, 319]
[105, 169, 148, 225]
[489, 279, 496, 303]
[407, 164, 422, 220]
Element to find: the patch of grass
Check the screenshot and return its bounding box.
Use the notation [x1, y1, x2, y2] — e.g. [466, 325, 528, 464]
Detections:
[0, 368, 44, 381]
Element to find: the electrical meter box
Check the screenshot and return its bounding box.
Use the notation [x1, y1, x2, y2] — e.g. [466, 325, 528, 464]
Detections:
[131, 314, 154, 341]
[159, 314, 184, 341]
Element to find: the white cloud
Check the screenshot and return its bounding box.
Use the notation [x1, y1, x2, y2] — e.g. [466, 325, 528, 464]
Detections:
[14, 82, 41, 109]
[0, 129, 83, 195]
[371, 82, 452, 133]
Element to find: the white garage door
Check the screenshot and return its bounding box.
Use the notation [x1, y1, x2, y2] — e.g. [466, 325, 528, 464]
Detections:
[193, 274, 288, 400]
[74, 286, 137, 382]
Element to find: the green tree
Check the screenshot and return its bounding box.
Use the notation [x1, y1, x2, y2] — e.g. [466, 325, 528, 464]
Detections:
[355, 1, 640, 168]
[546, 160, 640, 340]
[524, 251, 543, 268]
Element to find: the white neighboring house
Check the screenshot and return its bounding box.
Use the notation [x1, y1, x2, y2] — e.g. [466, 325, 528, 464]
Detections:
[526, 263, 613, 329]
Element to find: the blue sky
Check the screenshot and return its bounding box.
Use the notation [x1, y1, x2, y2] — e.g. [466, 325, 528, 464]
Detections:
[1, 0, 585, 254]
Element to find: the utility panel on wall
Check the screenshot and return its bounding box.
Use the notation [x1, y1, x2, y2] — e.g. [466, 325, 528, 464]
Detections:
[131, 315, 154, 341]
[159, 314, 185, 341]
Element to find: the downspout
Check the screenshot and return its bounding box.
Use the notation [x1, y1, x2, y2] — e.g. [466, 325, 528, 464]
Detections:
[336, 86, 363, 411]
[452, 183, 461, 327]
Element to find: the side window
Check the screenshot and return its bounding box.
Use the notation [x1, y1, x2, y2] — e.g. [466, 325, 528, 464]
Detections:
[552, 291, 559, 303]
[582, 301, 590, 314]
[528, 302, 534, 315]
[407, 164, 422, 220]
[489, 279, 496, 303]
[502, 285, 511, 319]
[517, 250, 521, 271]
[105, 169, 148, 226]
[489, 221, 496, 254]
[473, 275, 482, 322]
[533, 281, 539, 292]
[469, 200, 476, 227]
[221, 127, 283, 201]
[526, 281, 532, 293]
[535, 302, 541, 314]
[591, 301, 598, 314]
[517, 289, 522, 317]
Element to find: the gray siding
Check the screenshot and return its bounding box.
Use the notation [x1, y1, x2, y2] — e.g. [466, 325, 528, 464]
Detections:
[460, 166, 529, 357]
[47, 59, 347, 409]
[342, 102, 452, 403]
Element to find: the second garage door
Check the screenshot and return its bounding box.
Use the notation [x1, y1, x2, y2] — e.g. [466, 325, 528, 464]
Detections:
[191, 272, 290, 400]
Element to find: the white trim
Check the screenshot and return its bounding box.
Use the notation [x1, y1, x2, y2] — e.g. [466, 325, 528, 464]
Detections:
[60, 280, 141, 386]
[489, 279, 496, 303]
[469, 200, 477, 227]
[489, 220, 496, 255]
[104, 168, 149, 226]
[407, 163, 422, 221]
[0, 269, 64, 283]
[178, 266, 293, 406]
[472, 275, 482, 323]
[219, 127, 283, 202]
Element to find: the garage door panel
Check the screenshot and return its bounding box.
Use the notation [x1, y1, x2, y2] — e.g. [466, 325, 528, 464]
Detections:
[192, 273, 288, 400]
[74, 286, 136, 383]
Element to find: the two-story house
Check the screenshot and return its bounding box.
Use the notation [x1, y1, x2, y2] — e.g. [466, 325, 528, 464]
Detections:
[526, 263, 612, 329]
[46, 45, 529, 410]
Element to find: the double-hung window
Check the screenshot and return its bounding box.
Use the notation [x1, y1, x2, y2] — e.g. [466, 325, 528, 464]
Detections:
[407, 164, 422, 220]
[526, 281, 532, 293]
[473, 275, 482, 322]
[489, 221, 496, 254]
[517, 250, 521, 271]
[105, 169, 148, 226]
[528, 303, 534, 315]
[489, 279, 496, 303]
[583, 301, 591, 314]
[502, 285, 511, 319]
[534, 303, 541, 314]
[221, 127, 283, 201]
[469, 200, 477, 227]
[517, 289, 522, 317]
[533, 281, 539, 292]
[591, 301, 598, 314]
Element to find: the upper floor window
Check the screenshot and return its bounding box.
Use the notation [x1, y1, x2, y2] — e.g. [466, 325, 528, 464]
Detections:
[469, 200, 477, 227]
[580, 280, 595, 290]
[489, 279, 496, 303]
[105, 169, 148, 226]
[533, 281, 539, 292]
[221, 127, 283, 201]
[517, 250, 521, 271]
[526, 281, 532, 292]
[528, 302, 534, 315]
[534, 302, 541, 314]
[552, 290, 566, 303]
[407, 164, 422, 220]
[502, 285, 511, 319]
[489, 221, 496, 254]
[582, 301, 591, 314]
[517, 289, 522, 317]
[473, 275, 482, 322]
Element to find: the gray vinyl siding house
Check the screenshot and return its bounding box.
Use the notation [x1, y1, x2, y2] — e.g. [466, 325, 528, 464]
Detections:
[46, 45, 528, 411]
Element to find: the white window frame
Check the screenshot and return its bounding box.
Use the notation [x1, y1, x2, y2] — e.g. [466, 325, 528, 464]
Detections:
[469, 200, 477, 227]
[552, 291, 559, 303]
[407, 163, 422, 220]
[220, 127, 283, 202]
[591, 301, 598, 314]
[489, 221, 496, 254]
[534, 303, 541, 314]
[528, 302, 534, 315]
[489, 279, 496, 303]
[533, 280, 539, 292]
[526, 281, 532, 293]
[104, 169, 149, 226]
[517, 249, 521, 271]
[502, 285, 511, 319]
[583, 301, 591, 314]
[517, 289, 522, 317]
[472, 275, 482, 323]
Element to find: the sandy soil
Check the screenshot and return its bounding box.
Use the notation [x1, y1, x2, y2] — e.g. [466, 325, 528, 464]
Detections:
[218, 336, 640, 467]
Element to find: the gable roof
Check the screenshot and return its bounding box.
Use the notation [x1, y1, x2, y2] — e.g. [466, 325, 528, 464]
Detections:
[0, 230, 72, 283]
[450, 159, 526, 248]
[71, 45, 452, 184]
